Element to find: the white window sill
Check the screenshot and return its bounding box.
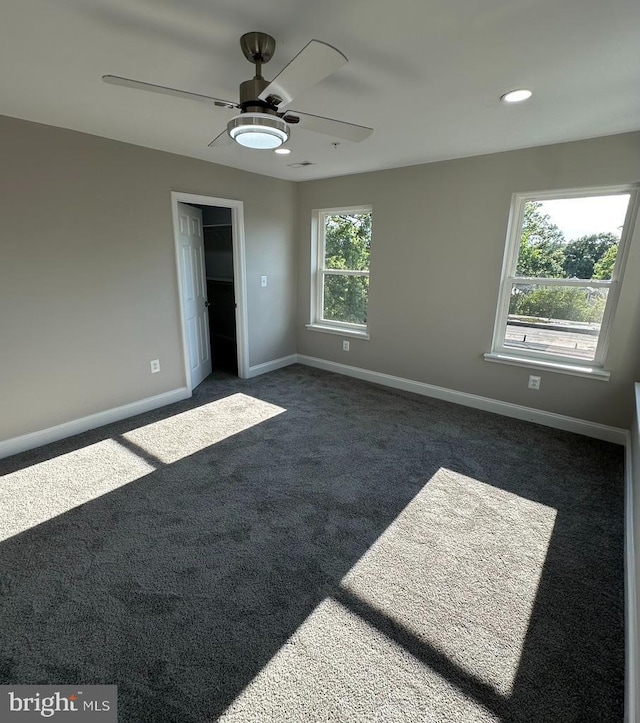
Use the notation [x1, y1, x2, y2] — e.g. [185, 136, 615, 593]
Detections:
[305, 323, 370, 340]
[483, 352, 610, 381]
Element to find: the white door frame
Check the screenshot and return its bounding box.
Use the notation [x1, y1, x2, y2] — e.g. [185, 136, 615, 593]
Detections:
[171, 191, 249, 388]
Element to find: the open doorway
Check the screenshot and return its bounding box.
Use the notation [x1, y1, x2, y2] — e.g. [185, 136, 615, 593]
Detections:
[171, 192, 249, 392]
[190, 204, 237, 375]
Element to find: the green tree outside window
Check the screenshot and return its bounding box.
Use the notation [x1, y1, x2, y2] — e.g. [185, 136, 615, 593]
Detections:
[322, 212, 371, 325]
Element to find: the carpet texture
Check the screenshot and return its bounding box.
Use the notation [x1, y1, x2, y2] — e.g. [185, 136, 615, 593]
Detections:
[0, 365, 625, 721]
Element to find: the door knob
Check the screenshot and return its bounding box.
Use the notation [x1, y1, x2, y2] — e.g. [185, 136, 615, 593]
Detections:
[204, 301, 210, 308]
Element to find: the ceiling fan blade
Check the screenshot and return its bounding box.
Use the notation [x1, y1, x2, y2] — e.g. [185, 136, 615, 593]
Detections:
[287, 110, 373, 143]
[208, 129, 232, 148]
[102, 75, 237, 108]
[258, 40, 347, 109]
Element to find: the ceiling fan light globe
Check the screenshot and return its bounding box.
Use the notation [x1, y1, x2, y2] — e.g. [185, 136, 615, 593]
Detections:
[232, 129, 285, 149]
[227, 113, 289, 149]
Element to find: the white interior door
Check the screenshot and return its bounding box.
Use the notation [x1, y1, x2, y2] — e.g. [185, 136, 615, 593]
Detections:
[178, 203, 212, 389]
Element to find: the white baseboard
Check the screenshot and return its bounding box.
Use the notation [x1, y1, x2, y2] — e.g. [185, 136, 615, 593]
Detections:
[0, 387, 191, 460]
[296, 355, 627, 445]
[247, 354, 298, 379]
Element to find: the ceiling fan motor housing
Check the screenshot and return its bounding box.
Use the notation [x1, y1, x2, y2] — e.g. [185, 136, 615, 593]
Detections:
[239, 77, 279, 114]
[238, 32, 283, 114]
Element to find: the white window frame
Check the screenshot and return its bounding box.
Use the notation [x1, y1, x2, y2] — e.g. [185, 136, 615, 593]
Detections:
[306, 205, 372, 339]
[485, 184, 639, 379]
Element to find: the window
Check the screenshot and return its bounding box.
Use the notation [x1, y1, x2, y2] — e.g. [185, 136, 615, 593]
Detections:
[487, 185, 638, 377]
[308, 206, 372, 337]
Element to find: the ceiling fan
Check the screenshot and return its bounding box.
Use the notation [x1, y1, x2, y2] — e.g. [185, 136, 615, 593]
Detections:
[102, 31, 373, 150]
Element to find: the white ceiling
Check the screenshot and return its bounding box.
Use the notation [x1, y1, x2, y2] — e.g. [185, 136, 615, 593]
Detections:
[2, 0, 639, 181]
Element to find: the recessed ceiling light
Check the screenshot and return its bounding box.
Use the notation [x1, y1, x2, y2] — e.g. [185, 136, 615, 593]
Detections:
[274, 147, 291, 155]
[500, 89, 533, 104]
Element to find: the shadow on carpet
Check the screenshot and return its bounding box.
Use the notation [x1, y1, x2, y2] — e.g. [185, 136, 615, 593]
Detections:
[0, 365, 625, 722]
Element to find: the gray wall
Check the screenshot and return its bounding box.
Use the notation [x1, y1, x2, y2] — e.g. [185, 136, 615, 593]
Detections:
[0, 115, 297, 441]
[2, 116, 638, 443]
[297, 132, 640, 429]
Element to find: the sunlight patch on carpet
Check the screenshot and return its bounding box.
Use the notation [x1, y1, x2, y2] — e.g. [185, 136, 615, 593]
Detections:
[218, 596, 496, 723]
[340, 467, 557, 697]
[0, 439, 155, 541]
[121, 393, 286, 464]
[0, 394, 286, 541]
[218, 468, 556, 722]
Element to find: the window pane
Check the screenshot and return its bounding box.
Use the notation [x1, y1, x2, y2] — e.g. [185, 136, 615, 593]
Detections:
[505, 284, 609, 361]
[324, 213, 371, 271]
[323, 274, 369, 325]
[515, 196, 629, 280]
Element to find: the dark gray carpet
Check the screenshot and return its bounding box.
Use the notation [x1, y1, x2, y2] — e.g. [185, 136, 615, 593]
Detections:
[0, 365, 625, 721]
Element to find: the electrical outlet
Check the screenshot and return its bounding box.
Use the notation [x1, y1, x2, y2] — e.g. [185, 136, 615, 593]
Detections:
[342, 340, 350, 351]
[261, 275, 268, 287]
[528, 375, 541, 390]
[150, 359, 160, 374]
